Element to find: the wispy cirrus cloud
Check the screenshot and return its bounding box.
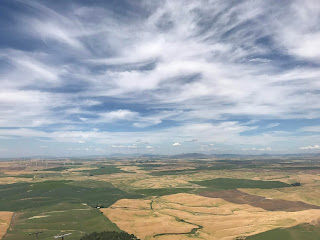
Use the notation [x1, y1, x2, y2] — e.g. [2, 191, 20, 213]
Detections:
[0, 0, 320, 156]
[300, 126, 320, 132]
[265, 123, 280, 129]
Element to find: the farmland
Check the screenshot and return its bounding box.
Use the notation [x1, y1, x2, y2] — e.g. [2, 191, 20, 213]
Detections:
[0, 212, 13, 239]
[0, 156, 320, 239]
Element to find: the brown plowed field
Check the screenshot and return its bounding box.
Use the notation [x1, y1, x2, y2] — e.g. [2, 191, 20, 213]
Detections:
[200, 189, 320, 211]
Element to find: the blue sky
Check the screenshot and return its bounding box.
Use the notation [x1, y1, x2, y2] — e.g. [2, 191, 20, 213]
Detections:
[1, 0, 320, 157]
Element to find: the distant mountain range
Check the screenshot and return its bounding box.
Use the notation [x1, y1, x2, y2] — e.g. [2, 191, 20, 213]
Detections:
[2, 152, 319, 160]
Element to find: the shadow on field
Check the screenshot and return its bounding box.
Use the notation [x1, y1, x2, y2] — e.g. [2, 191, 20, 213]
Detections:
[200, 189, 320, 211]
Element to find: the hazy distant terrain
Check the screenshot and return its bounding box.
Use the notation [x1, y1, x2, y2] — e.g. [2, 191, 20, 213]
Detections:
[1, 0, 320, 239]
[0, 155, 320, 240]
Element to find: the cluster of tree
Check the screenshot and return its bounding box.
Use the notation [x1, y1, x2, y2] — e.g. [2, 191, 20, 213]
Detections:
[94, 204, 106, 209]
[134, 160, 155, 163]
[80, 231, 140, 240]
[291, 182, 301, 186]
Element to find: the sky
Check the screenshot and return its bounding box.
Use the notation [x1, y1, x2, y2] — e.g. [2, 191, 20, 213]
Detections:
[0, 0, 320, 157]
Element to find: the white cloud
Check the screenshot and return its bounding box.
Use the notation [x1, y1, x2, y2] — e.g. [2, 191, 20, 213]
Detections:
[242, 148, 256, 151]
[248, 58, 271, 63]
[273, 0, 320, 62]
[299, 145, 320, 150]
[172, 142, 181, 146]
[259, 147, 272, 151]
[100, 110, 138, 122]
[127, 145, 138, 149]
[111, 144, 137, 149]
[242, 147, 272, 151]
[112, 145, 125, 148]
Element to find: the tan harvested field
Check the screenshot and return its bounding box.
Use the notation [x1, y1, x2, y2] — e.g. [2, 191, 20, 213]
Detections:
[1, 171, 34, 176]
[103, 193, 320, 240]
[130, 176, 200, 189]
[0, 177, 34, 185]
[100, 199, 198, 239]
[0, 212, 13, 240]
[118, 166, 147, 173]
[106, 168, 320, 191]
[241, 186, 320, 206]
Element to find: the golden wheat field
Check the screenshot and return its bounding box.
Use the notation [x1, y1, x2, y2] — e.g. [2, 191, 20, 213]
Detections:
[0, 212, 13, 240]
[102, 193, 320, 240]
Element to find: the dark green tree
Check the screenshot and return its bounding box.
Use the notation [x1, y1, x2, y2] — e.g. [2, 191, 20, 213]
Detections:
[80, 231, 140, 240]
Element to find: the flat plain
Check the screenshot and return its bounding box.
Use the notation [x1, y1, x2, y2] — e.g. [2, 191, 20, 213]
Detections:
[0, 156, 320, 240]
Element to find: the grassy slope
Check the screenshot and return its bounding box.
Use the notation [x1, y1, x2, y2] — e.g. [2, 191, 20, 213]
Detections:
[4, 203, 119, 240]
[41, 166, 70, 171]
[192, 178, 291, 190]
[0, 180, 141, 211]
[133, 188, 196, 196]
[0, 180, 142, 239]
[246, 223, 320, 240]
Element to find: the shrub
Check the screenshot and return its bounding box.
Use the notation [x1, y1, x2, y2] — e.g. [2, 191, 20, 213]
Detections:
[80, 231, 139, 240]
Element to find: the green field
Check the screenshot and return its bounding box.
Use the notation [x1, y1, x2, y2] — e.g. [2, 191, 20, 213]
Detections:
[1, 179, 142, 240]
[0, 180, 141, 211]
[41, 166, 70, 171]
[133, 188, 196, 196]
[246, 223, 320, 240]
[4, 203, 119, 240]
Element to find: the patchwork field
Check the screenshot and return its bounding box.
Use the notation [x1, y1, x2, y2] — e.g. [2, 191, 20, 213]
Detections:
[200, 189, 320, 211]
[241, 186, 320, 206]
[102, 193, 320, 240]
[0, 156, 320, 239]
